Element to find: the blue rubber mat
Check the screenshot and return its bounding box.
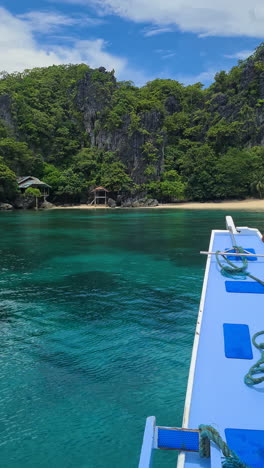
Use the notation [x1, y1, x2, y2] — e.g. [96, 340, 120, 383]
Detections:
[157, 428, 199, 451]
[225, 281, 264, 293]
[223, 324, 253, 359]
[225, 248, 257, 261]
[225, 428, 264, 468]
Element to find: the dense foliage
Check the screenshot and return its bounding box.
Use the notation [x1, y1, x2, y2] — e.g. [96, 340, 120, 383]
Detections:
[1, 44, 264, 203]
[0, 159, 18, 201]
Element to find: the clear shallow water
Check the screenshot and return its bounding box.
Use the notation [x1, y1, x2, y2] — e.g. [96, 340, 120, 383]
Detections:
[0, 209, 263, 468]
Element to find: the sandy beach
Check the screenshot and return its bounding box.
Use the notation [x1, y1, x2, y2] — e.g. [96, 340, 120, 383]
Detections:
[53, 199, 264, 211]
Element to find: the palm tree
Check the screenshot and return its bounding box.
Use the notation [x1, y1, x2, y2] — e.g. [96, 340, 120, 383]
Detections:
[250, 173, 264, 198]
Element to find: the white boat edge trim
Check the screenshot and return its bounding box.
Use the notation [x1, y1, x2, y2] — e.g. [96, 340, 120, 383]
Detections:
[177, 227, 216, 468]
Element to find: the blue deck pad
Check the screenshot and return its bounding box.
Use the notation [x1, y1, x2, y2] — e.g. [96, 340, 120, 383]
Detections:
[223, 324, 253, 359]
[225, 248, 257, 261]
[225, 428, 264, 468]
[157, 428, 199, 451]
[225, 281, 264, 294]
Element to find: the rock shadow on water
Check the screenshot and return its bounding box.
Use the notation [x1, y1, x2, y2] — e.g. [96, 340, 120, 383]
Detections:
[17, 270, 119, 299]
[3, 271, 122, 323]
[64, 270, 119, 292]
[43, 271, 122, 321]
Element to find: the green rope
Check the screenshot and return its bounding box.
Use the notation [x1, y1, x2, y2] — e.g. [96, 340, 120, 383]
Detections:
[199, 425, 249, 468]
[215, 245, 264, 286]
[244, 331, 264, 386]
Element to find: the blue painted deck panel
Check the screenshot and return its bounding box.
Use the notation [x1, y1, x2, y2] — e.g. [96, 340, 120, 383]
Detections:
[225, 281, 264, 293]
[158, 429, 199, 451]
[183, 229, 264, 468]
[223, 324, 253, 359]
[225, 428, 264, 468]
[225, 248, 257, 261]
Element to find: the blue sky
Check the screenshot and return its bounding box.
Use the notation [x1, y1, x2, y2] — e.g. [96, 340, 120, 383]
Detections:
[0, 0, 263, 86]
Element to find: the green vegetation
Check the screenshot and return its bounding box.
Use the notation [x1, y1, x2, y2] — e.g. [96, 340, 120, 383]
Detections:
[25, 187, 41, 198]
[1, 45, 264, 203]
[0, 160, 18, 201]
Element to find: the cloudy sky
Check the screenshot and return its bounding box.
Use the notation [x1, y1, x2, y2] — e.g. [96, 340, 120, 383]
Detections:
[0, 0, 263, 86]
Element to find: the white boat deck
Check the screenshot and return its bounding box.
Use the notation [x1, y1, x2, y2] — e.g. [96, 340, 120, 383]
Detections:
[178, 222, 264, 468]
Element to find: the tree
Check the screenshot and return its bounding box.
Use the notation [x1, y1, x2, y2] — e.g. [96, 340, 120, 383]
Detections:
[99, 161, 133, 192]
[56, 168, 87, 202]
[160, 170, 186, 200]
[179, 144, 217, 200]
[215, 148, 258, 199]
[206, 120, 242, 153]
[0, 162, 18, 201]
[0, 138, 43, 175]
[146, 170, 186, 201]
[72, 148, 99, 179]
[25, 187, 42, 208]
[42, 163, 61, 193]
[249, 147, 264, 198]
[251, 174, 264, 198]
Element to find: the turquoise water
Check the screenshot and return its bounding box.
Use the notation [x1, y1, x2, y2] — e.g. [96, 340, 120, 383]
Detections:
[0, 209, 263, 468]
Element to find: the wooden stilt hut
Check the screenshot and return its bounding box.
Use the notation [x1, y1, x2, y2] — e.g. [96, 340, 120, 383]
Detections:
[91, 186, 109, 205]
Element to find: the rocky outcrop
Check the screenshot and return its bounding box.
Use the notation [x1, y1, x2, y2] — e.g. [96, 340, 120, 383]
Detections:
[76, 68, 165, 184]
[107, 198, 116, 208]
[164, 95, 181, 114]
[40, 200, 54, 209]
[12, 197, 54, 210]
[0, 94, 15, 132]
[13, 195, 35, 210]
[121, 197, 158, 207]
[0, 202, 13, 210]
[76, 67, 116, 136]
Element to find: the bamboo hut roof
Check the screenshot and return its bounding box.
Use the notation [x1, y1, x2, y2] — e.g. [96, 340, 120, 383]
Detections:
[91, 186, 109, 192]
[17, 176, 51, 189]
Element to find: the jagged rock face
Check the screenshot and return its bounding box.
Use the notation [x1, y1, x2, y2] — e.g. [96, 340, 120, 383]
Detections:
[259, 73, 264, 99]
[240, 59, 256, 90]
[0, 94, 15, 132]
[76, 69, 116, 136]
[121, 197, 158, 207]
[164, 95, 181, 114]
[94, 111, 165, 184]
[76, 69, 165, 184]
[13, 195, 35, 210]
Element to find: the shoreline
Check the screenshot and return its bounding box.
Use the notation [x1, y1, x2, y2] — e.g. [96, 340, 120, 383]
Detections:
[52, 199, 264, 211]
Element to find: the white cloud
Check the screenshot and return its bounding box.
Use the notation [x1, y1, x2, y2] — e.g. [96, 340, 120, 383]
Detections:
[18, 11, 79, 33]
[0, 7, 126, 77]
[69, 0, 264, 38]
[154, 49, 176, 59]
[224, 49, 254, 60]
[18, 10, 103, 33]
[143, 26, 173, 37]
[162, 53, 176, 59]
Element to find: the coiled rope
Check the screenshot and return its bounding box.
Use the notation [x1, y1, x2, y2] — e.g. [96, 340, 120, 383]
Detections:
[215, 245, 264, 286]
[244, 331, 264, 386]
[215, 246, 264, 386]
[199, 425, 249, 468]
[198, 240, 262, 466]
